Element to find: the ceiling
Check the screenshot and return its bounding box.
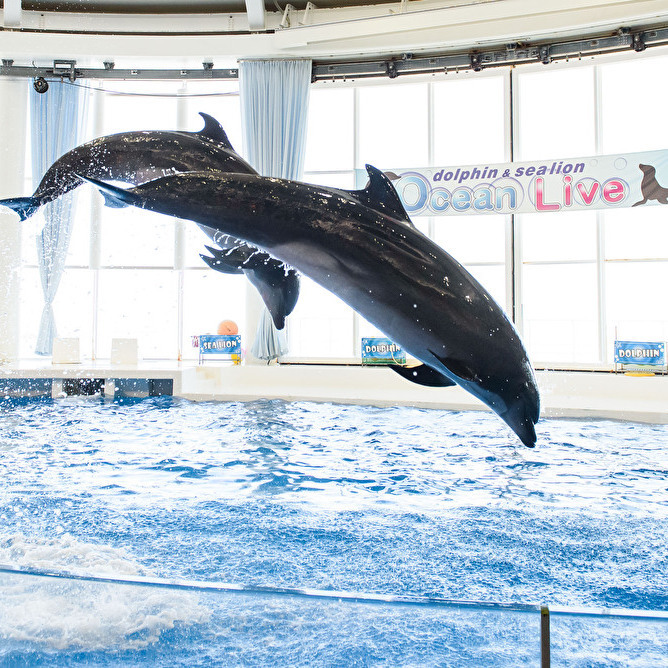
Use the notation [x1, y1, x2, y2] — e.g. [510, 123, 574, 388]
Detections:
[0, 0, 667, 67]
[19, 0, 394, 12]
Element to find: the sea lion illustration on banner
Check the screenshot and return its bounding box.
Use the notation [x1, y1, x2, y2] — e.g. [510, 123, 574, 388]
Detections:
[633, 163, 668, 206]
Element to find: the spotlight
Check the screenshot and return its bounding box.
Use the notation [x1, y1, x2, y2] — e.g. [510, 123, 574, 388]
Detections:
[33, 77, 49, 94]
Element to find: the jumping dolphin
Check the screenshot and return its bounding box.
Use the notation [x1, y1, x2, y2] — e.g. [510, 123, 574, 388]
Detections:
[0, 113, 298, 329]
[82, 167, 541, 447]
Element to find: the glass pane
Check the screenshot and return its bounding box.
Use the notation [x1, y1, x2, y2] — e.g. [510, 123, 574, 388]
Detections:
[358, 316, 385, 347]
[18, 267, 42, 359]
[52, 268, 94, 359]
[182, 270, 246, 360]
[302, 172, 355, 189]
[183, 82, 242, 155]
[20, 190, 91, 268]
[599, 53, 668, 153]
[100, 82, 179, 134]
[304, 87, 354, 172]
[20, 213, 41, 266]
[605, 261, 668, 358]
[604, 206, 668, 261]
[184, 223, 216, 270]
[516, 65, 595, 160]
[97, 269, 178, 359]
[431, 214, 506, 264]
[413, 217, 430, 236]
[66, 188, 92, 267]
[522, 263, 599, 363]
[521, 210, 597, 263]
[18, 268, 93, 359]
[552, 615, 668, 667]
[358, 83, 429, 168]
[100, 207, 175, 267]
[466, 264, 506, 310]
[433, 74, 506, 165]
[287, 276, 354, 358]
[0, 571, 541, 666]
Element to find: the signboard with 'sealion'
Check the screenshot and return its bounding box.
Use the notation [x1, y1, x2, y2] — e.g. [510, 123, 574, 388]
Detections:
[361, 337, 406, 365]
[198, 334, 242, 365]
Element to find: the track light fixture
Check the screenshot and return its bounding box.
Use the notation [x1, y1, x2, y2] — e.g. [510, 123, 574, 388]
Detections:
[33, 77, 48, 94]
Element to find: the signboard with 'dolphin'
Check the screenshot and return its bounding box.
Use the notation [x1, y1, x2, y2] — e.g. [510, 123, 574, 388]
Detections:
[361, 337, 406, 365]
[614, 340, 666, 372]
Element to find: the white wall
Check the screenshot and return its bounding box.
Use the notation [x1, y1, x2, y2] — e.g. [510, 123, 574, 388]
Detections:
[0, 78, 27, 362]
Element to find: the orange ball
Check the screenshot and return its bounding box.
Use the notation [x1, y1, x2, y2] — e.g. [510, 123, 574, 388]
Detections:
[217, 320, 239, 336]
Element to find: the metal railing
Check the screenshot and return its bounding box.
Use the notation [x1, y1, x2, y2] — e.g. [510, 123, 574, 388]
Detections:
[1, 563, 667, 666]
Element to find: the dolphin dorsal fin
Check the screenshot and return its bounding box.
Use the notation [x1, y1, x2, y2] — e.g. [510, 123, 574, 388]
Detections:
[197, 112, 235, 150]
[354, 164, 414, 227]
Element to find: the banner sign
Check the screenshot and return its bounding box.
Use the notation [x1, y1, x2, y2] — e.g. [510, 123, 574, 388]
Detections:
[361, 337, 406, 365]
[614, 340, 665, 366]
[199, 334, 241, 356]
[357, 149, 668, 217]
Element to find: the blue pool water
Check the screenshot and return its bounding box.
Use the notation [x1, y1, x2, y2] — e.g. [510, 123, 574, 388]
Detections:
[0, 397, 667, 666]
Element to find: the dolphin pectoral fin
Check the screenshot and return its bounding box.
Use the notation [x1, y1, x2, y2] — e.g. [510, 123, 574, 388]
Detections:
[0, 196, 41, 221]
[197, 112, 235, 150]
[201, 243, 300, 330]
[200, 251, 244, 275]
[433, 354, 479, 384]
[389, 364, 457, 388]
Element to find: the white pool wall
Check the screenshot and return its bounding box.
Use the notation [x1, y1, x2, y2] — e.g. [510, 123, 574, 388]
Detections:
[1, 361, 664, 424]
[180, 365, 668, 424]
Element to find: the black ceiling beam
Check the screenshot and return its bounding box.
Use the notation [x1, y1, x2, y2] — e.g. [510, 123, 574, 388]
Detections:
[0, 25, 666, 83]
[311, 26, 668, 81]
[0, 60, 239, 80]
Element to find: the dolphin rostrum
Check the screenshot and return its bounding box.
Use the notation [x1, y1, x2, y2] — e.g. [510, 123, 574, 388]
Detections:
[82, 167, 541, 447]
[0, 112, 298, 329]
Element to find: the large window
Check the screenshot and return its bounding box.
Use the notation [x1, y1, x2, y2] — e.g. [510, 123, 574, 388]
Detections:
[17, 47, 668, 368]
[289, 49, 668, 368]
[291, 73, 509, 359]
[20, 81, 245, 360]
[515, 55, 668, 365]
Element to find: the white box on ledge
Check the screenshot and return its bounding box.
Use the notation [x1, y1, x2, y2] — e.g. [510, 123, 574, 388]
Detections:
[111, 338, 139, 366]
[52, 338, 80, 365]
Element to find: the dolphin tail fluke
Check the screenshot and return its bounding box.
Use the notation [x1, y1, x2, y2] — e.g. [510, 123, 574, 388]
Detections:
[78, 174, 141, 208]
[389, 363, 457, 388]
[0, 196, 41, 221]
[101, 191, 130, 209]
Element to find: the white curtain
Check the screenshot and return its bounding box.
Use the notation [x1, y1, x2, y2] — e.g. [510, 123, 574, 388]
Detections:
[238, 59, 311, 361]
[31, 81, 88, 355]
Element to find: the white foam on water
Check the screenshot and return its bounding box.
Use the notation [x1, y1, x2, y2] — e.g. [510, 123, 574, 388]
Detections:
[0, 533, 211, 652]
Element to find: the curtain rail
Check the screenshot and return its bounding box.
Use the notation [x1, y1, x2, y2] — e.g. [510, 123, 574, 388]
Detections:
[1, 25, 667, 83]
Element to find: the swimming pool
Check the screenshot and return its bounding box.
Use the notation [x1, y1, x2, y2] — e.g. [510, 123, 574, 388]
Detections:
[1, 397, 667, 665]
